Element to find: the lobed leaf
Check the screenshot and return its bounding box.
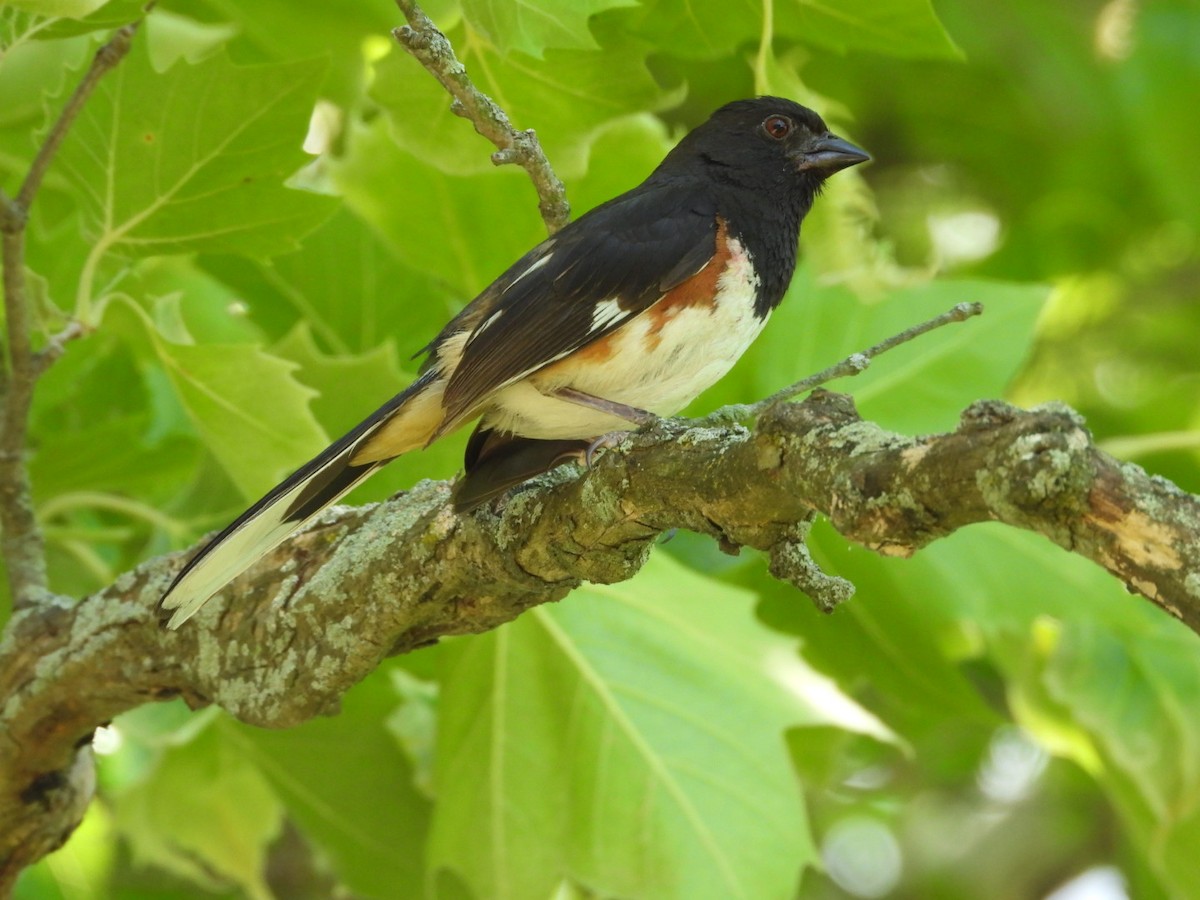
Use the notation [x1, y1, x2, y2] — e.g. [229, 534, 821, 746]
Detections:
[372, 32, 671, 179]
[107, 299, 328, 499]
[429, 553, 893, 899]
[231, 670, 434, 898]
[461, 0, 638, 58]
[112, 720, 282, 897]
[50, 41, 335, 316]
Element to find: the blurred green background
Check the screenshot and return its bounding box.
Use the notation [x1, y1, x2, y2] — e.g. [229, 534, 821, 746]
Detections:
[2, 0, 1198, 897]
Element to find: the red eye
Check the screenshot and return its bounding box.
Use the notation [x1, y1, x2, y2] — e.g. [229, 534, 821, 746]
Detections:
[763, 115, 792, 140]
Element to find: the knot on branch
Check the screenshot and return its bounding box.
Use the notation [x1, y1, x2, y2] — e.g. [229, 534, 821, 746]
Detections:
[768, 519, 855, 612]
[968, 401, 1095, 529]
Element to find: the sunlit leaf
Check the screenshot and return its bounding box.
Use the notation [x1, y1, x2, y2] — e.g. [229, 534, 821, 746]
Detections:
[4, 0, 109, 18]
[372, 32, 673, 178]
[627, 0, 959, 61]
[333, 117, 545, 297]
[231, 668, 434, 897]
[461, 0, 637, 57]
[50, 41, 334, 317]
[779, 0, 962, 60]
[1039, 621, 1200, 899]
[430, 553, 893, 898]
[112, 719, 282, 896]
[107, 299, 328, 498]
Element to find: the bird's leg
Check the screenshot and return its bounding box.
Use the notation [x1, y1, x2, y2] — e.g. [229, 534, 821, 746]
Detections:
[550, 387, 658, 468]
[551, 387, 657, 426]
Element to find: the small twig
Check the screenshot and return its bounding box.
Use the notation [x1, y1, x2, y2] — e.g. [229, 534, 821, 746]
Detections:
[698, 301, 985, 426]
[391, 0, 570, 234]
[34, 321, 88, 375]
[0, 18, 146, 608]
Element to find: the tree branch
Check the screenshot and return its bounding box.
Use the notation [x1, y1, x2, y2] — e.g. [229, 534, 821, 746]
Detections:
[391, 0, 570, 234]
[0, 18, 144, 611]
[0, 18, 146, 887]
[3, 392, 1199, 880]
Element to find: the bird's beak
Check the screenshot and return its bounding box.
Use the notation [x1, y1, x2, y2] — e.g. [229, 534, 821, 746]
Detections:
[796, 135, 871, 174]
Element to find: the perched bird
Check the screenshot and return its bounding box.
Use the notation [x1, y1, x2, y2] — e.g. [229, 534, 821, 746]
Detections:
[160, 96, 869, 628]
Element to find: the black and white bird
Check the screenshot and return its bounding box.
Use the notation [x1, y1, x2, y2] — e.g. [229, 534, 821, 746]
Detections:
[160, 96, 869, 628]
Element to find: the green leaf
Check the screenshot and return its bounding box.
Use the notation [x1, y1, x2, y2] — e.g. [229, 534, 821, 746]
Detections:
[174, 0, 400, 105]
[461, 0, 638, 57]
[797, 517, 1200, 896]
[30, 0, 147, 40]
[4, 0, 110, 18]
[626, 0, 959, 61]
[199, 207, 462, 356]
[1116, 3, 1200, 232]
[562, 112, 674, 214]
[371, 31, 673, 178]
[0, 24, 89, 131]
[333, 118, 546, 297]
[230, 668, 434, 898]
[272, 323, 407, 436]
[112, 718, 282, 898]
[706, 272, 1048, 435]
[1032, 620, 1200, 899]
[29, 411, 198, 503]
[50, 41, 335, 316]
[754, 521, 1002, 743]
[144, 8, 238, 70]
[430, 553, 892, 899]
[386, 667, 439, 798]
[108, 299, 328, 498]
[779, 0, 963, 60]
[621, 0, 760, 61]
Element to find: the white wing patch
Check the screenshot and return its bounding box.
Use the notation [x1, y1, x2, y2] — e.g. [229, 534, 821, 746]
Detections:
[590, 297, 629, 331]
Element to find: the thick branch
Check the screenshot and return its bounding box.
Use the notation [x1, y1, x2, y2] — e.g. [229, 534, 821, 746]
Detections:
[391, 0, 570, 233]
[3, 394, 1199, 879]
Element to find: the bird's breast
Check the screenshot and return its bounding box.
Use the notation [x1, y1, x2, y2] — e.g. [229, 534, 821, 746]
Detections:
[486, 235, 769, 440]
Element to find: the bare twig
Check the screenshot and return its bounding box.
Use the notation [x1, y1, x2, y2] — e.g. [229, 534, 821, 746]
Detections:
[391, 0, 570, 234]
[698, 301, 985, 426]
[33, 321, 87, 376]
[0, 18, 144, 608]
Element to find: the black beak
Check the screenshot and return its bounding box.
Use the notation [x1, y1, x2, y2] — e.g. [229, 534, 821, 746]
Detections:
[796, 135, 870, 174]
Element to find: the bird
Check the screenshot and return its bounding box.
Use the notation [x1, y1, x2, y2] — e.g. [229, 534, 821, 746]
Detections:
[159, 96, 869, 628]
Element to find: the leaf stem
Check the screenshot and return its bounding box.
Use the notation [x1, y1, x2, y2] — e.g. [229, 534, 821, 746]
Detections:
[391, 0, 570, 235]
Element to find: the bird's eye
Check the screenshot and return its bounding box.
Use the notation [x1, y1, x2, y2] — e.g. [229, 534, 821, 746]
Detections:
[763, 115, 792, 140]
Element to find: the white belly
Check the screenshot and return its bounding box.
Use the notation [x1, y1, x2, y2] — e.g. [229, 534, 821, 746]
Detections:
[483, 245, 767, 440]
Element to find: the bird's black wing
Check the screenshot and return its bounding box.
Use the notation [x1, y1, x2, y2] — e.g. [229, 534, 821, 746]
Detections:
[433, 179, 719, 429]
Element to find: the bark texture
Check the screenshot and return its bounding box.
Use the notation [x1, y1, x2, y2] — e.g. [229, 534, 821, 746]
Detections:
[2, 393, 1199, 886]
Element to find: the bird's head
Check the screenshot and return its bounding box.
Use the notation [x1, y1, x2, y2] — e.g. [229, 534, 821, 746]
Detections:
[661, 96, 870, 190]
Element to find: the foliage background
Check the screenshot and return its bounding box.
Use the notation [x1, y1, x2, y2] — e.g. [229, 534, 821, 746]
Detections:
[2, 0, 1198, 896]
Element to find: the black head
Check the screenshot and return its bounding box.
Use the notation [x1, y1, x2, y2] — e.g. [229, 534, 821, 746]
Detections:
[650, 98, 869, 315]
[655, 96, 869, 194]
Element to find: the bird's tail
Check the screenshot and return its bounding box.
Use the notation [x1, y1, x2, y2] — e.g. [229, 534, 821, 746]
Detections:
[160, 370, 442, 629]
